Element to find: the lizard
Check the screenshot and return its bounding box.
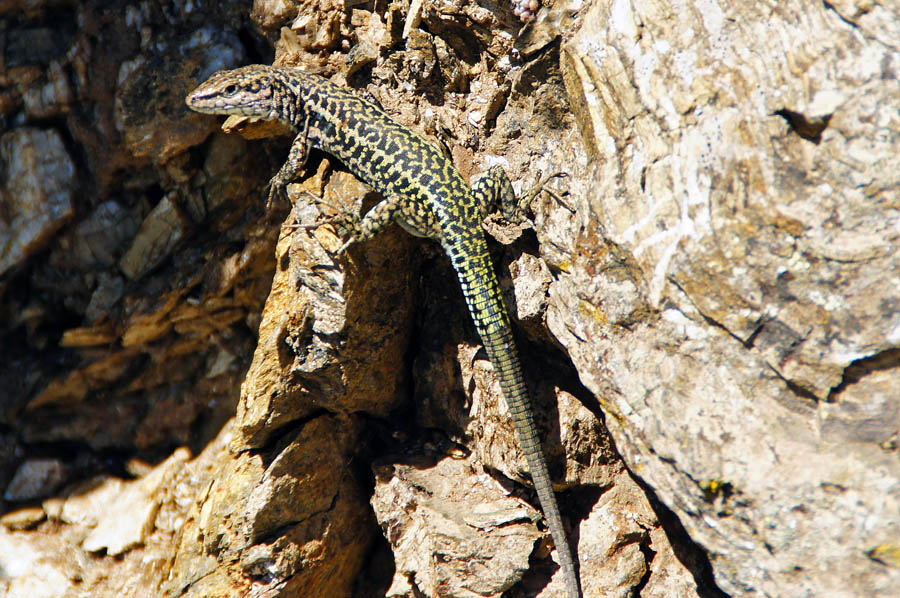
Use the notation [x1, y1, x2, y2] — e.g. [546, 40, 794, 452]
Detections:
[186, 64, 581, 598]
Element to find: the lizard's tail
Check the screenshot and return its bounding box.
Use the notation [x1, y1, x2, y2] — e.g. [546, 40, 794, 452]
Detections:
[451, 241, 582, 598]
[480, 324, 582, 598]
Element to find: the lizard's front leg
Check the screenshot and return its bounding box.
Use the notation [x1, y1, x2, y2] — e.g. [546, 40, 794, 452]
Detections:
[470, 165, 517, 222]
[268, 116, 312, 208]
[333, 194, 406, 254]
[471, 166, 569, 223]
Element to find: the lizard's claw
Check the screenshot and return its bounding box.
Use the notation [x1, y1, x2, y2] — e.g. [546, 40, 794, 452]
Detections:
[520, 171, 572, 213]
[337, 239, 355, 255]
[310, 193, 362, 248]
[284, 190, 362, 254]
[266, 175, 290, 210]
[326, 211, 363, 251]
[308, 206, 363, 254]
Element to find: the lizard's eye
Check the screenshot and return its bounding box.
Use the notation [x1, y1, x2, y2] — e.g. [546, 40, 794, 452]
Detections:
[224, 84, 237, 94]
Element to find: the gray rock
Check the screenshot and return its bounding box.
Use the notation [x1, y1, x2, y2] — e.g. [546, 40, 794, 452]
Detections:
[553, 1, 900, 596]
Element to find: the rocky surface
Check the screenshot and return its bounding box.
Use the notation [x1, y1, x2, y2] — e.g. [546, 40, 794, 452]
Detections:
[551, 0, 900, 596]
[1, 1, 897, 598]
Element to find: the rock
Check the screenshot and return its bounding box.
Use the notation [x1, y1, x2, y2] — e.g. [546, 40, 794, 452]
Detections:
[114, 27, 246, 162]
[22, 61, 73, 119]
[0, 423, 233, 598]
[0, 528, 72, 598]
[233, 168, 413, 450]
[0, 507, 46, 530]
[553, 1, 900, 596]
[119, 193, 193, 280]
[4, 1, 895, 597]
[81, 448, 189, 555]
[372, 455, 543, 597]
[0, 128, 75, 277]
[4, 459, 66, 502]
[167, 415, 373, 598]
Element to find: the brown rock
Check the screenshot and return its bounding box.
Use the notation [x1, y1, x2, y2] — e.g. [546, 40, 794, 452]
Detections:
[168, 415, 373, 598]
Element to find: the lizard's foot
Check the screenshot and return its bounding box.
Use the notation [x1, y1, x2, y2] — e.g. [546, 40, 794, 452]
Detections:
[312, 196, 362, 244]
[282, 190, 363, 254]
[284, 211, 361, 256]
[331, 212, 364, 254]
[266, 174, 291, 210]
[518, 171, 572, 214]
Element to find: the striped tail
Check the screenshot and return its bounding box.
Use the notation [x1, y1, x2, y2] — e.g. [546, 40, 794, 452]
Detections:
[449, 237, 582, 598]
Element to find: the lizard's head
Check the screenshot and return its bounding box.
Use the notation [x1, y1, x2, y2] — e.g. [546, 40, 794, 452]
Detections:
[186, 65, 283, 120]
